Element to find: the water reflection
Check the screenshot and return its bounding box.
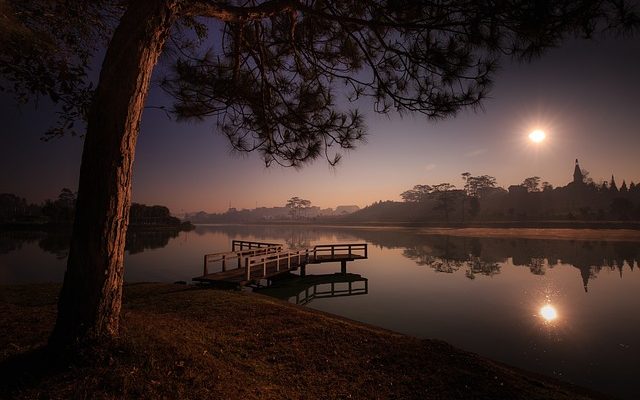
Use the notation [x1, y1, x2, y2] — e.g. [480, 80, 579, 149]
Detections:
[1, 225, 639, 399]
[540, 304, 558, 322]
[0, 228, 181, 257]
[399, 235, 639, 292]
[192, 225, 639, 288]
[254, 272, 368, 305]
[2, 226, 638, 292]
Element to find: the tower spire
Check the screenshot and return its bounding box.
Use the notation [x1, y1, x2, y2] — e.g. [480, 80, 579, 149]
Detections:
[573, 159, 584, 184]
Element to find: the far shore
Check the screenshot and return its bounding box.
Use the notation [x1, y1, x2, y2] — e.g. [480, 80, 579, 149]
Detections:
[191, 222, 640, 242]
[191, 219, 640, 230]
[412, 227, 640, 242]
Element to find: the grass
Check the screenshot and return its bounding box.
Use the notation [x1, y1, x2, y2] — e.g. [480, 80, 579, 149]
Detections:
[0, 283, 610, 399]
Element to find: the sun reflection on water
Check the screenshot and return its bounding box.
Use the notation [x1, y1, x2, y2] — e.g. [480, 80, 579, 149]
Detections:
[540, 304, 558, 322]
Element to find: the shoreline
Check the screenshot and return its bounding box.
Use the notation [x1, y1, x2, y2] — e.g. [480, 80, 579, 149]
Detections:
[0, 283, 610, 399]
[190, 219, 640, 230]
[193, 223, 640, 242]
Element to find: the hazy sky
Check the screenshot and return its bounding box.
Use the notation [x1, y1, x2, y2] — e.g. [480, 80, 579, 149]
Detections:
[2, 34, 639, 214]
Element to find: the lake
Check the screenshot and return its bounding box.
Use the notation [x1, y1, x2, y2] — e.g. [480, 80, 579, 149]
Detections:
[1, 225, 639, 399]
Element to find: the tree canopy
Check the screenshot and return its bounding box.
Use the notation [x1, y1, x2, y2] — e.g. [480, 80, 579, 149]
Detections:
[3, 0, 638, 158]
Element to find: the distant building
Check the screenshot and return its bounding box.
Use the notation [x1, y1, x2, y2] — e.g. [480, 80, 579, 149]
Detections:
[573, 159, 584, 184]
[335, 205, 360, 214]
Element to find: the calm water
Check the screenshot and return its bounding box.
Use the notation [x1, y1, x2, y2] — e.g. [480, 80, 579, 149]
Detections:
[1, 225, 639, 399]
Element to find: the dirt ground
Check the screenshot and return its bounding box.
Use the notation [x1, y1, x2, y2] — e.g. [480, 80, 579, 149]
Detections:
[0, 283, 610, 399]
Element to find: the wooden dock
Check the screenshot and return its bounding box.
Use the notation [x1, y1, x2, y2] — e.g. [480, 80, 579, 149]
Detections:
[193, 240, 368, 285]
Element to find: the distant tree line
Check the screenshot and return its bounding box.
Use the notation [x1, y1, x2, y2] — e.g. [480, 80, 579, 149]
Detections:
[187, 197, 361, 223]
[0, 189, 192, 229]
[349, 167, 640, 223]
[0, 189, 77, 224]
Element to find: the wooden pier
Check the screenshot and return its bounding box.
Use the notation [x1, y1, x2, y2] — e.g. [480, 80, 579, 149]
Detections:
[193, 240, 368, 285]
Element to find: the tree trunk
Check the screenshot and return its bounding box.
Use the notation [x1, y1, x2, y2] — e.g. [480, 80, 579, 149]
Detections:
[50, 0, 180, 347]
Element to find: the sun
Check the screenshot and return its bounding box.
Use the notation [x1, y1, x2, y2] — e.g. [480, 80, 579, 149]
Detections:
[529, 129, 546, 143]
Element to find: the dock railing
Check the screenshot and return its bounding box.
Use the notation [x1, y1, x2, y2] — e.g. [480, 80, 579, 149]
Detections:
[203, 245, 282, 276]
[312, 243, 368, 260]
[244, 249, 310, 281]
[232, 239, 282, 251]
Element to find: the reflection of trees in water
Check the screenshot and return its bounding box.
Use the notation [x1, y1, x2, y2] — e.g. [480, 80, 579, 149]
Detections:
[402, 236, 501, 278]
[194, 225, 360, 249]
[125, 229, 179, 254]
[400, 235, 640, 290]
[0, 230, 42, 254]
[0, 229, 181, 258]
[528, 257, 546, 275]
[194, 226, 640, 290]
[38, 230, 72, 259]
[465, 257, 501, 279]
[403, 243, 500, 279]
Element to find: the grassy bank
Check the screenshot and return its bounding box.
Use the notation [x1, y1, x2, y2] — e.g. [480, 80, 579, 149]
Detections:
[0, 284, 608, 400]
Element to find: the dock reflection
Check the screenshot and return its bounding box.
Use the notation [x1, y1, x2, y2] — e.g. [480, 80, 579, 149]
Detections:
[254, 272, 369, 305]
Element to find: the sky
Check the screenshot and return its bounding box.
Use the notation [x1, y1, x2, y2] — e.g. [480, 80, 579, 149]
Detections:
[2, 33, 639, 214]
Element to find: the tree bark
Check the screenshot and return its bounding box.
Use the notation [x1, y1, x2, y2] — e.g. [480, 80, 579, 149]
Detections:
[50, 0, 180, 346]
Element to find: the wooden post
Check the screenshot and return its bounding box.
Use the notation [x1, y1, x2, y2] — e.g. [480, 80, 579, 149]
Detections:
[221, 254, 226, 272]
[203, 255, 208, 276]
[262, 257, 266, 277]
[331, 245, 335, 258]
[364, 244, 368, 258]
[341, 260, 347, 274]
[348, 244, 351, 256]
[276, 252, 280, 272]
[245, 257, 250, 281]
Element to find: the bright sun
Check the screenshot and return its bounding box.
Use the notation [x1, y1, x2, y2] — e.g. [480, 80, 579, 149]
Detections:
[529, 129, 546, 143]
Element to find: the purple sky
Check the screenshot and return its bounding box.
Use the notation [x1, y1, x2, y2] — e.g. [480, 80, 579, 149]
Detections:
[2, 35, 639, 214]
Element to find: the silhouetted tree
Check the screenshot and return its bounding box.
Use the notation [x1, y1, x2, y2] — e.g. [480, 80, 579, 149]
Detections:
[620, 180, 628, 193]
[466, 175, 497, 197]
[460, 172, 471, 222]
[432, 183, 456, 223]
[541, 181, 553, 192]
[581, 168, 593, 185]
[0, 193, 29, 222]
[522, 176, 541, 192]
[400, 185, 432, 202]
[469, 197, 481, 219]
[42, 188, 77, 223]
[610, 198, 633, 220]
[3, 0, 638, 346]
[286, 196, 311, 219]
